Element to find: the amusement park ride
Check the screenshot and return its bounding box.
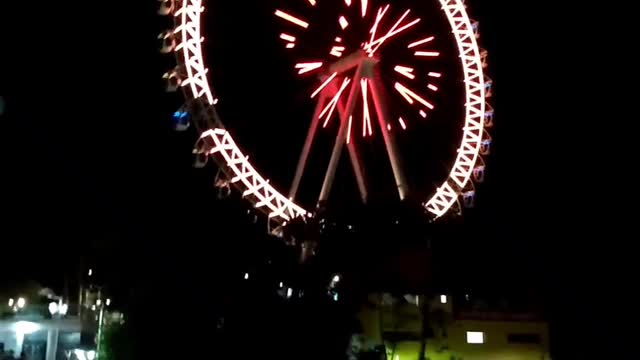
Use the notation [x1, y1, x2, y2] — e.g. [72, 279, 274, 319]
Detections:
[157, 0, 493, 256]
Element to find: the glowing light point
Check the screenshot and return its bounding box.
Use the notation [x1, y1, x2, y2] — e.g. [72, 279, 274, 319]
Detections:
[440, 294, 448, 304]
[339, 16, 349, 30]
[244, 272, 249, 280]
[387, 123, 392, 131]
[419, 110, 427, 118]
[345, 0, 351, 6]
[346, 115, 353, 144]
[335, 36, 342, 43]
[428, 84, 438, 91]
[308, 0, 316, 6]
[275, 10, 309, 29]
[286, 43, 295, 49]
[428, 72, 442, 78]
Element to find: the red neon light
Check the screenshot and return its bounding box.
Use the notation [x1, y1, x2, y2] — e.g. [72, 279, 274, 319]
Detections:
[308, 0, 316, 6]
[419, 110, 427, 118]
[275, 10, 309, 29]
[428, 72, 442, 78]
[428, 84, 438, 91]
[398, 117, 407, 130]
[408, 36, 434, 48]
[394, 82, 434, 109]
[345, 0, 351, 6]
[286, 43, 295, 48]
[415, 51, 440, 57]
[361, 0, 368, 17]
[280, 33, 296, 42]
[295, 62, 323, 74]
[394, 65, 415, 79]
[339, 16, 349, 29]
[335, 37, 342, 42]
[387, 123, 392, 131]
[311, 72, 338, 98]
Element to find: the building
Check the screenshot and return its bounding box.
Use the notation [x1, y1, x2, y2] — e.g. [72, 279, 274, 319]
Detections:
[355, 293, 551, 360]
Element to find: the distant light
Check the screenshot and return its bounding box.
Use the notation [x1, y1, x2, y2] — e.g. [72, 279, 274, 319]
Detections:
[88, 269, 93, 276]
[14, 321, 39, 335]
[8, 298, 14, 307]
[394, 355, 400, 360]
[106, 298, 111, 306]
[91, 305, 96, 311]
[49, 302, 59, 315]
[332, 274, 340, 283]
[279, 282, 283, 288]
[74, 349, 88, 360]
[59, 303, 69, 315]
[96, 299, 102, 306]
[86, 350, 96, 360]
[17, 297, 26, 309]
[465, 294, 470, 300]
[286, 288, 293, 298]
[244, 272, 249, 280]
[466, 331, 484, 344]
[333, 293, 339, 301]
[440, 294, 447, 304]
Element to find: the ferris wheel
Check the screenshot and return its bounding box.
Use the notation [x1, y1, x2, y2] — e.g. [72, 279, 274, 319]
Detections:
[158, 0, 493, 234]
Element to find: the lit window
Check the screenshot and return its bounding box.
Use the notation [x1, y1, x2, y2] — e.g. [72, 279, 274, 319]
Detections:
[440, 294, 447, 304]
[466, 331, 484, 344]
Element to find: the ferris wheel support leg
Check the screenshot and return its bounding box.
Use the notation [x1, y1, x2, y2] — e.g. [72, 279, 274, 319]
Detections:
[337, 106, 369, 204]
[318, 66, 364, 206]
[289, 92, 329, 201]
[368, 77, 409, 200]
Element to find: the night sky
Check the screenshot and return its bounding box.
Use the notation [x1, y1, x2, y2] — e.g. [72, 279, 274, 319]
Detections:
[0, 1, 617, 358]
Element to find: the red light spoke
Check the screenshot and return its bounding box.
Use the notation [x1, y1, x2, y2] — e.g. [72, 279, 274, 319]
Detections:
[415, 51, 440, 57]
[394, 65, 415, 80]
[394, 82, 434, 109]
[408, 36, 434, 48]
[361, 0, 368, 17]
[347, 115, 353, 144]
[398, 117, 407, 130]
[308, 0, 316, 6]
[295, 62, 323, 75]
[311, 72, 338, 98]
[428, 84, 438, 91]
[320, 77, 351, 127]
[367, 10, 421, 55]
[330, 46, 345, 57]
[428, 72, 442, 78]
[360, 79, 373, 137]
[345, 0, 352, 6]
[339, 16, 349, 29]
[419, 110, 427, 118]
[369, 4, 390, 47]
[275, 10, 309, 29]
[280, 33, 296, 42]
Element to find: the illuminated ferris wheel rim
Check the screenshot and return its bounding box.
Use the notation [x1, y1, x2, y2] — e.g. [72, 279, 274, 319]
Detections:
[169, 0, 490, 225]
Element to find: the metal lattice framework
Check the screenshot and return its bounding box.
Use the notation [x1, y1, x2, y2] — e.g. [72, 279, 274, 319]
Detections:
[164, 0, 491, 225]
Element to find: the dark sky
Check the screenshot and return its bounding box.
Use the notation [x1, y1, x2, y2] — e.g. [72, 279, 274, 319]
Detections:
[0, 1, 618, 358]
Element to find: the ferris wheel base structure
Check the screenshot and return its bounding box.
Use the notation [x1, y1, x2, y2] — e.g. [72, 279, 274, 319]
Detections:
[158, 0, 493, 236]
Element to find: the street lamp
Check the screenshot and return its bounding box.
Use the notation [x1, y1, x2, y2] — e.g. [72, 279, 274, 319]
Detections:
[8, 298, 14, 307]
